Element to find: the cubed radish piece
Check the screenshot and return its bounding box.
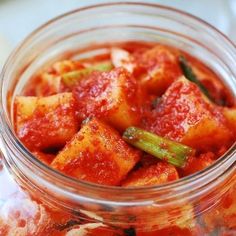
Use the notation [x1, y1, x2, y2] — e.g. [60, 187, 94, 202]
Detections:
[181, 152, 215, 176]
[51, 60, 84, 75]
[51, 118, 140, 186]
[73, 68, 142, 131]
[149, 77, 233, 151]
[14, 93, 78, 151]
[111, 48, 135, 73]
[122, 162, 179, 187]
[138, 45, 182, 95]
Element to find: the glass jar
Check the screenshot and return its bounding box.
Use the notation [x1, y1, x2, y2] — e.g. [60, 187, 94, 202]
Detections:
[0, 2, 236, 236]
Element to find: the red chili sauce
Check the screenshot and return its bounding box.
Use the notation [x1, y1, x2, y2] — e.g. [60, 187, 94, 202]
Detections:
[8, 41, 236, 235]
[15, 41, 235, 187]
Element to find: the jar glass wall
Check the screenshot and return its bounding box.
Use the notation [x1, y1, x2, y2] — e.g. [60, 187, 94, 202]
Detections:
[0, 2, 236, 235]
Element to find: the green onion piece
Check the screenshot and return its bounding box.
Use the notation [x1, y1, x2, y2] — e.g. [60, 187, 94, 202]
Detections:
[62, 62, 113, 87]
[179, 55, 214, 102]
[123, 127, 195, 168]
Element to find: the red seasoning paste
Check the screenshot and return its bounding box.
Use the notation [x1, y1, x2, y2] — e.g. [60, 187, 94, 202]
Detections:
[6, 41, 236, 235]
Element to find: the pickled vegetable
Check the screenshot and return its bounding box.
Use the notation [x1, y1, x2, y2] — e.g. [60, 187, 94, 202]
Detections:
[123, 127, 194, 168]
[14, 42, 235, 187]
[11, 40, 236, 236]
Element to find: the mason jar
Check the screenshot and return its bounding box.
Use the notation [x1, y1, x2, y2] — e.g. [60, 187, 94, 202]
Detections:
[0, 2, 235, 235]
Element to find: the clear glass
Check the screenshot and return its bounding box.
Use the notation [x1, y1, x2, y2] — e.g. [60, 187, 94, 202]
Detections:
[0, 2, 236, 235]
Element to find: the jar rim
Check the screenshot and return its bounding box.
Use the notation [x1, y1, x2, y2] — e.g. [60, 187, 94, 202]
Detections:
[1, 1, 236, 201]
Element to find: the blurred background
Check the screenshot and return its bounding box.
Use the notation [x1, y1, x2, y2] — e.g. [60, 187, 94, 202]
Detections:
[0, 0, 236, 68]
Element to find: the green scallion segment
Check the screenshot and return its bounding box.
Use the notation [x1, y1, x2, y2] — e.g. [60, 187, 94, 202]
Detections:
[62, 62, 113, 87]
[179, 55, 214, 102]
[123, 127, 195, 168]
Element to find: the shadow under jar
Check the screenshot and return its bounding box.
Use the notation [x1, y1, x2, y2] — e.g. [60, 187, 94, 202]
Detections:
[0, 2, 236, 236]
